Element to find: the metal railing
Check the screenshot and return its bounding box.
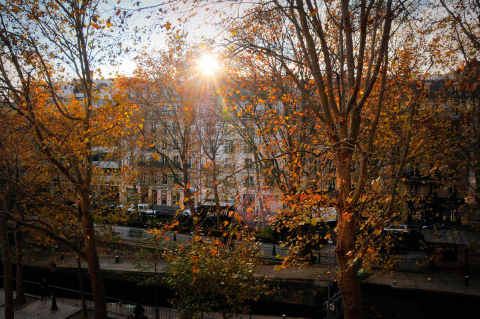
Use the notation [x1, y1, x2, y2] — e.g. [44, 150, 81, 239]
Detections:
[94, 226, 432, 271]
[4, 277, 220, 319]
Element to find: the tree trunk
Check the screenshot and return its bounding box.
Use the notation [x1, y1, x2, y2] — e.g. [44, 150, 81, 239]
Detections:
[81, 208, 107, 319]
[467, 153, 476, 207]
[334, 149, 362, 319]
[0, 217, 14, 319]
[335, 211, 362, 319]
[77, 257, 89, 318]
[213, 163, 221, 229]
[14, 225, 27, 306]
[184, 168, 198, 234]
[254, 163, 265, 231]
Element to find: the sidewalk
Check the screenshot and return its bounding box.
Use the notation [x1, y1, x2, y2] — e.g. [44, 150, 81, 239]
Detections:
[26, 250, 480, 297]
[0, 291, 81, 319]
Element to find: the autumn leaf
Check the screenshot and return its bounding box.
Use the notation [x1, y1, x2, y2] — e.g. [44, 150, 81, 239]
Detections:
[309, 8, 318, 17]
[164, 21, 172, 30]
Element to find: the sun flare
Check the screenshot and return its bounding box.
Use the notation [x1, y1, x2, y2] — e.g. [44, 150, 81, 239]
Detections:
[199, 54, 218, 76]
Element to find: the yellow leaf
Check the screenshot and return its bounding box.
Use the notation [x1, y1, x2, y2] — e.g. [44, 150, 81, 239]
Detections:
[309, 8, 318, 17]
[205, 162, 211, 168]
[211, 248, 217, 256]
[164, 21, 172, 30]
[180, 205, 185, 210]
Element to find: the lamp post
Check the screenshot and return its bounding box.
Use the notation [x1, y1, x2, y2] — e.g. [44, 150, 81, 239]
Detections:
[51, 261, 58, 310]
[327, 240, 332, 319]
[272, 229, 276, 256]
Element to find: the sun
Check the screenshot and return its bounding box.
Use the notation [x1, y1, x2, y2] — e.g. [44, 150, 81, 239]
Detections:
[198, 54, 219, 76]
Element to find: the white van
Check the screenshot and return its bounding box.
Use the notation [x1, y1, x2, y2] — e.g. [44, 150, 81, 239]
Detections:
[137, 204, 149, 212]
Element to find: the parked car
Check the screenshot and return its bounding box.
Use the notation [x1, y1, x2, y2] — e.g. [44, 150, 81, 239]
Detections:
[421, 222, 452, 230]
[142, 208, 155, 219]
[384, 224, 409, 233]
[137, 203, 149, 212]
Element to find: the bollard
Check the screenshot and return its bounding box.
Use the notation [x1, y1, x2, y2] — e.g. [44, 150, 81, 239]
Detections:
[174, 233, 177, 242]
[60, 253, 64, 260]
[51, 293, 58, 311]
[393, 281, 396, 285]
[115, 256, 119, 263]
[465, 276, 470, 286]
[283, 315, 286, 319]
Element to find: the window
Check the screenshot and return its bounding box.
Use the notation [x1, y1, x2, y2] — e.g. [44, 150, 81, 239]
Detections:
[73, 84, 85, 94]
[224, 158, 234, 169]
[412, 164, 420, 177]
[244, 176, 254, 188]
[172, 192, 180, 204]
[162, 174, 168, 185]
[173, 155, 180, 167]
[186, 158, 192, 168]
[154, 173, 161, 185]
[244, 143, 254, 153]
[245, 158, 253, 170]
[225, 140, 234, 153]
[149, 122, 156, 134]
[411, 183, 418, 193]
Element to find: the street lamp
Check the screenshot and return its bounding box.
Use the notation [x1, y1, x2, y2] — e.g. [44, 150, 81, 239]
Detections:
[51, 261, 58, 311]
[272, 228, 277, 256]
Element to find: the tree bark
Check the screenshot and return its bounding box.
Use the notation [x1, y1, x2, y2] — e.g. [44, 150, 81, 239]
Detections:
[0, 216, 14, 319]
[77, 257, 89, 318]
[335, 207, 362, 319]
[14, 225, 27, 306]
[213, 162, 221, 229]
[80, 201, 107, 319]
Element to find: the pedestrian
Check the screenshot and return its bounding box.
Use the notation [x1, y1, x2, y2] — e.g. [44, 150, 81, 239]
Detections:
[133, 304, 145, 319]
[40, 278, 49, 300]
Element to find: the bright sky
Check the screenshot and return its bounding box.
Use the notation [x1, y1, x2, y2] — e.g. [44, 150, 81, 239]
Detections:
[102, 0, 233, 77]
